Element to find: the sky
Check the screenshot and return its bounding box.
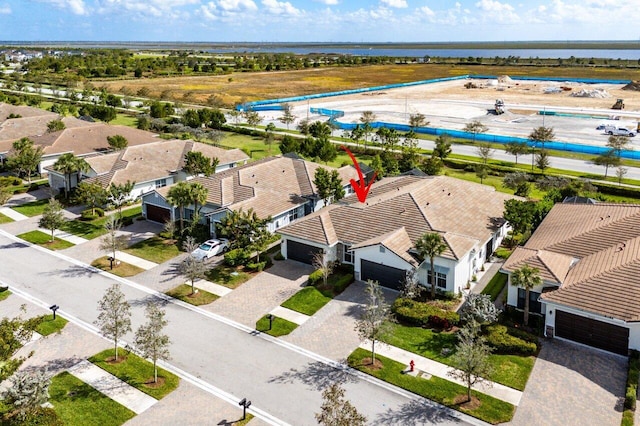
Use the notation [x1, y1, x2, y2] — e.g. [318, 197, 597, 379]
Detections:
[0, 0, 639, 43]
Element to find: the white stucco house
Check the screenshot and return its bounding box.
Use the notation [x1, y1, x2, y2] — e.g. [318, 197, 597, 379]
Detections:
[502, 202, 640, 355]
[278, 175, 516, 295]
[140, 154, 359, 232]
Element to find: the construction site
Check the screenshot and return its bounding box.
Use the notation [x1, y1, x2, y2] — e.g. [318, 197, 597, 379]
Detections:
[257, 76, 640, 152]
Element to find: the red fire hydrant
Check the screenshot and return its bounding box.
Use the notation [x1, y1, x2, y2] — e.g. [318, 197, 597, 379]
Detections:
[409, 360, 415, 372]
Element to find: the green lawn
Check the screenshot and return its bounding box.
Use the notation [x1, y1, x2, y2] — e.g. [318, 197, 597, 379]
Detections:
[111, 113, 138, 127]
[36, 314, 68, 336]
[17, 230, 74, 250]
[0, 212, 14, 224]
[281, 286, 331, 316]
[122, 236, 181, 264]
[165, 284, 219, 306]
[205, 264, 253, 289]
[49, 371, 136, 426]
[91, 256, 145, 277]
[0, 289, 11, 302]
[256, 315, 298, 337]
[61, 207, 142, 240]
[348, 348, 514, 424]
[88, 349, 179, 400]
[481, 272, 508, 302]
[11, 198, 50, 217]
[379, 322, 535, 391]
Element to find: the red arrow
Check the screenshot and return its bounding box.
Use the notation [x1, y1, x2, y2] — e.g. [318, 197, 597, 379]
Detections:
[340, 145, 377, 203]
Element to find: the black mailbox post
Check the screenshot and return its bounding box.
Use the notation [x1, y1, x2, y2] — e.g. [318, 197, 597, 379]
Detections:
[239, 398, 252, 420]
[49, 304, 59, 320]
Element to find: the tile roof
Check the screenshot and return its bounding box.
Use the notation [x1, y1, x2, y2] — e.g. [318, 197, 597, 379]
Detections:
[351, 227, 419, 266]
[507, 203, 640, 321]
[279, 175, 516, 261]
[503, 247, 575, 284]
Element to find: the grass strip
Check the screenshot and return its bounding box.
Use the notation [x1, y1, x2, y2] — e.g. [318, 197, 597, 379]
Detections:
[36, 314, 68, 336]
[91, 256, 145, 277]
[256, 315, 298, 337]
[206, 264, 253, 289]
[49, 371, 136, 426]
[281, 286, 331, 316]
[122, 236, 181, 264]
[88, 348, 179, 400]
[348, 348, 514, 424]
[165, 284, 219, 306]
[481, 272, 508, 302]
[0, 289, 11, 302]
[0, 212, 14, 224]
[61, 207, 142, 240]
[17, 230, 74, 250]
[11, 199, 50, 217]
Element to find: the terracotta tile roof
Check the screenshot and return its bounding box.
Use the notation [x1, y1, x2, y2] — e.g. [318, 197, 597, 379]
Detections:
[503, 247, 575, 284]
[509, 203, 640, 321]
[279, 175, 516, 261]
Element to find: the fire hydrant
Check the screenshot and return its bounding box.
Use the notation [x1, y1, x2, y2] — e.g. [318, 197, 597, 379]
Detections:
[409, 360, 415, 372]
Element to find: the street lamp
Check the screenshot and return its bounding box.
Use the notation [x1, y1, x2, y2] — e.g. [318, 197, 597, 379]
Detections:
[49, 304, 59, 320]
[239, 398, 252, 420]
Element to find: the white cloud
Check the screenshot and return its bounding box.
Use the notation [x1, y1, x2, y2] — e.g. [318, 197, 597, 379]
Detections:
[200, 0, 258, 21]
[315, 0, 338, 4]
[525, 0, 637, 25]
[381, 0, 407, 8]
[36, 0, 87, 15]
[0, 3, 11, 14]
[217, 0, 258, 11]
[261, 0, 302, 16]
[418, 6, 434, 17]
[475, 0, 520, 23]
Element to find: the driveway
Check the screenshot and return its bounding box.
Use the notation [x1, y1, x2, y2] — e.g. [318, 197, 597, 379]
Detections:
[511, 338, 626, 426]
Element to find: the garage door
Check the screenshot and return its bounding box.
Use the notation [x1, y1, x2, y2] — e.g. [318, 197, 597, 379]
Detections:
[287, 240, 322, 264]
[361, 259, 406, 290]
[146, 204, 171, 224]
[556, 310, 629, 355]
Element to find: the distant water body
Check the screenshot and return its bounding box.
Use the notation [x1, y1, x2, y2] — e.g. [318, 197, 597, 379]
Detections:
[206, 47, 640, 60]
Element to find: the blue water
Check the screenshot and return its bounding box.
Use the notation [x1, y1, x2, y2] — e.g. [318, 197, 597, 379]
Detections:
[207, 47, 640, 60]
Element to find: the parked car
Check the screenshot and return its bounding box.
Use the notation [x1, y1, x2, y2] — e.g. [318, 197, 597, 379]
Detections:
[191, 239, 229, 260]
[607, 127, 636, 137]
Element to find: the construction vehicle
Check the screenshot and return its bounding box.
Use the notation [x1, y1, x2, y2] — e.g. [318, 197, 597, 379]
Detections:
[612, 99, 625, 110]
[494, 99, 505, 115]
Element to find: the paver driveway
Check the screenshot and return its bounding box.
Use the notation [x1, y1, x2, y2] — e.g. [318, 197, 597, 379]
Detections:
[512, 338, 626, 426]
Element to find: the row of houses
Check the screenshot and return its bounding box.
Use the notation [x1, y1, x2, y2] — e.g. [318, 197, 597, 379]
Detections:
[3, 102, 639, 356]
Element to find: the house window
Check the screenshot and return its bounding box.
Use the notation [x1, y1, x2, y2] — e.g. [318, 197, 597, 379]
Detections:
[517, 289, 542, 314]
[426, 271, 447, 289]
[343, 246, 353, 264]
[184, 208, 194, 221]
[379, 246, 385, 253]
[155, 179, 167, 188]
[288, 209, 299, 222]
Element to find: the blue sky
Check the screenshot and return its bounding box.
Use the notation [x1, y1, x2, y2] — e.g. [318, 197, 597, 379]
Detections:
[1, 0, 638, 42]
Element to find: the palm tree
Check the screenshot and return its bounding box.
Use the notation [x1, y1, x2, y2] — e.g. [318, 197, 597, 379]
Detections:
[166, 181, 192, 234]
[415, 232, 447, 299]
[52, 153, 89, 199]
[510, 264, 542, 326]
[189, 182, 208, 216]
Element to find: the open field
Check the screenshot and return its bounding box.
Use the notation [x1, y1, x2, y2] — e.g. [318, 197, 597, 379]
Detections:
[100, 64, 640, 107]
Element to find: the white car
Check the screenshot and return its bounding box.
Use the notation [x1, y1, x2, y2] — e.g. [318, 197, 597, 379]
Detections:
[606, 127, 636, 137]
[191, 239, 229, 260]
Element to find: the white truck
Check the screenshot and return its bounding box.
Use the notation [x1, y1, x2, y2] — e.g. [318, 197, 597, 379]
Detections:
[602, 125, 635, 137]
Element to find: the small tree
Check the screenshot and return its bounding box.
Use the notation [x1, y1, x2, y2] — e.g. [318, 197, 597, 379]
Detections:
[408, 112, 428, 129]
[134, 302, 171, 384]
[75, 181, 108, 215]
[244, 110, 261, 129]
[39, 198, 65, 243]
[464, 120, 488, 143]
[591, 149, 620, 178]
[535, 149, 551, 174]
[511, 264, 542, 326]
[314, 167, 345, 206]
[461, 293, 500, 324]
[312, 250, 334, 289]
[279, 103, 296, 130]
[1, 369, 51, 421]
[448, 321, 493, 403]
[315, 382, 367, 426]
[476, 142, 494, 165]
[99, 215, 128, 268]
[0, 186, 11, 206]
[108, 180, 135, 219]
[46, 119, 65, 133]
[355, 280, 392, 364]
[616, 166, 628, 185]
[432, 134, 452, 159]
[95, 283, 132, 361]
[180, 237, 208, 295]
[400, 268, 423, 300]
[106, 134, 128, 151]
[415, 232, 447, 299]
[6, 137, 43, 183]
[184, 151, 219, 177]
[505, 141, 529, 165]
[475, 164, 489, 184]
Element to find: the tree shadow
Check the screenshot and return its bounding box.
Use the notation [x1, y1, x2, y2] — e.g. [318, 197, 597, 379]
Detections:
[0, 241, 28, 250]
[268, 360, 356, 391]
[42, 264, 95, 279]
[129, 294, 170, 308]
[22, 355, 85, 375]
[371, 398, 462, 425]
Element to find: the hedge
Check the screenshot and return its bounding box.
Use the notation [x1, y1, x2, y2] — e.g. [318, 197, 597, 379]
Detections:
[624, 350, 640, 412]
[224, 248, 251, 266]
[484, 324, 538, 356]
[308, 269, 323, 285]
[391, 297, 460, 329]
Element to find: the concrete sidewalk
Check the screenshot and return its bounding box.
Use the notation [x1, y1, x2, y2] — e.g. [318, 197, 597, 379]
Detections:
[0, 207, 29, 221]
[115, 251, 158, 270]
[38, 228, 89, 245]
[270, 306, 309, 325]
[68, 360, 157, 414]
[363, 341, 523, 406]
[193, 279, 232, 297]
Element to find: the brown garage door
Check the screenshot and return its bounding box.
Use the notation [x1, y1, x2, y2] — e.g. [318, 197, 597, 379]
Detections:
[556, 310, 629, 355]
[146, 204, 171, 224]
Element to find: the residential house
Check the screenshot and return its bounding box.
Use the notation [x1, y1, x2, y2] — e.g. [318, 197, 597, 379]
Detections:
[502, 202, 640, 355]
[76, 139, 249, 199]
[141, 154, 359, 231]
[278, 175, 516, 294]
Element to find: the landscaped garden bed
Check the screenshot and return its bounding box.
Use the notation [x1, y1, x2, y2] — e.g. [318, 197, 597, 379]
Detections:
[17, 230, 74, 250]
[91, 256, 145, 277]
[165, 284, 219, 306]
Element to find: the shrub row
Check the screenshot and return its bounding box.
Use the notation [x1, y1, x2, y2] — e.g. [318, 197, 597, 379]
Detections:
[624, 350, 639, 411]
[0, 176, 22, 187]
[80, 208, 105, 220]
[484, 324, 538, 356]
[391, 297, 460, 329]
[308, 269, 324, 284]
[224, 248, 251, 266]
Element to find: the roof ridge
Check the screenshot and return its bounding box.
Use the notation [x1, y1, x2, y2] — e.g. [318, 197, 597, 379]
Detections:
[410, 192, 436, 231]
[535, 249, 565, 283]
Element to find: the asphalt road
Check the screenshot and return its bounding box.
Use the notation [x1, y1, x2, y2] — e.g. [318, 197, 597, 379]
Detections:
[0, 231, 478, 426]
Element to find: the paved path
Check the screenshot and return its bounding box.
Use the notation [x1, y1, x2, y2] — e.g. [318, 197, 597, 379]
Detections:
[511, 338, 626, 426]
[115, 250, 158, 270]
[270, 306, 309, 325]
[38, 227, 88, 245]
[0, 206, 29, 221]
[207, 260, 312, 327]
[470, 262, 504, 295]
[194, 278, 233, 297]
[68, 360, 157, 414]
[367, 342, 522, 406]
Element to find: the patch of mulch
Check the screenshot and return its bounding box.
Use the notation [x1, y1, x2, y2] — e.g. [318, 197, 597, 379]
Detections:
[106, 355, 127, 364]
[361, 357, 384, 370]
[144, 377, 166, 388]
[453, 395, 481, 409]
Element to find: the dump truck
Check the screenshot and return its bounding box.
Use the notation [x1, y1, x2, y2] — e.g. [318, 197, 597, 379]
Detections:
[612, 99, 625, 110]
[494, 99, 505, 115]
